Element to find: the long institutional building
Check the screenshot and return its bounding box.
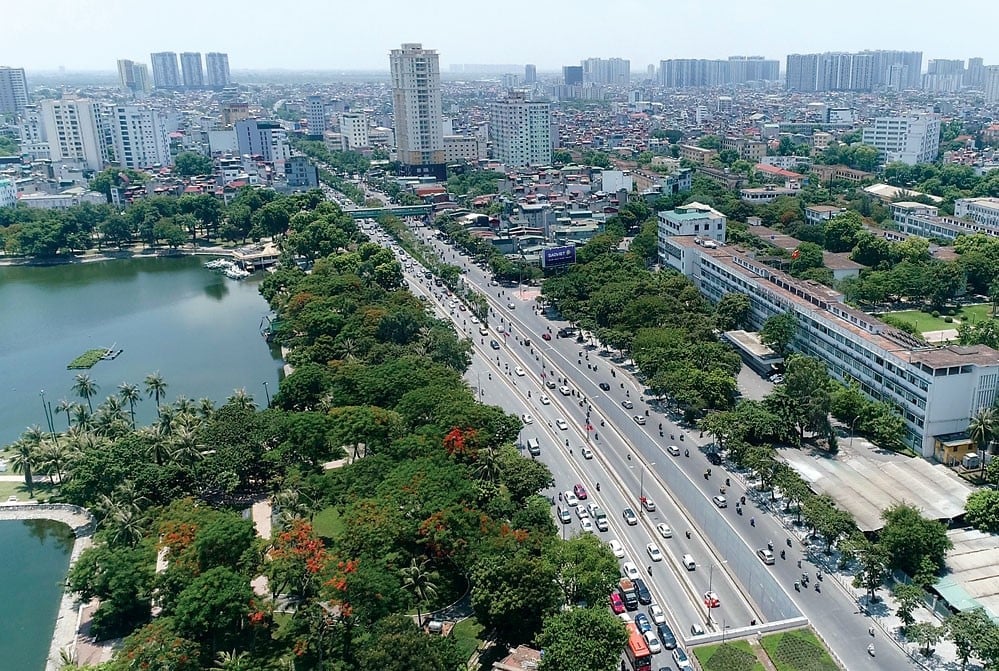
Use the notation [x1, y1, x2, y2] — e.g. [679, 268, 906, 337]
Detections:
[658, 204, 999, 460]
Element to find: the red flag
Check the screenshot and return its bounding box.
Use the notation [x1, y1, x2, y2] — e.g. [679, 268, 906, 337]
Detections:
[791, 249, 801, 260]
[585, 423, 594, 432]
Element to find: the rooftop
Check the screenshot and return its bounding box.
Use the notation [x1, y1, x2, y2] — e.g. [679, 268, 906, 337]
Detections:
[864, 183, 943, 204]
[935, 528, 999, 620]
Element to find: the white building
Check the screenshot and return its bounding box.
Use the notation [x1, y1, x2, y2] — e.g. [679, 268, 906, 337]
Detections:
[110, 105, 172, 169]
[18, 105, 50, 160]
[954, 197, 999, 230]
[150, 52, 180, 89]
[0, 177, 16, 208]
[235, 119, 290, 163]
[862, 112, 941, 165]
[656, 202, 726, 244]
[306, 95, 326, 137]
[986, 66, 999, 104]
[390, 43, 446, 179]
[40, 98, 110, 171]
[205, 53, 231, 89]
[19, 187, 106, 209]
[180, 52, 204, 89]
[489, 91, 552, 168]
[443, 135, 482, 163]
[339, 112, 369, 150]
[117, 59, 151, 94]
[0, 66, 28, 115]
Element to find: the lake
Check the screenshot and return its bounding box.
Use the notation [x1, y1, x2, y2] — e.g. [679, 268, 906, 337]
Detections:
[0, 519, 75, 670]
[0, 255, 283, 447]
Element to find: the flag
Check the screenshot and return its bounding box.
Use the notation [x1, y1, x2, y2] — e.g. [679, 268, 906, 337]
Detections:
[791, 249, 801, 260]
[585, 423, 593, 432]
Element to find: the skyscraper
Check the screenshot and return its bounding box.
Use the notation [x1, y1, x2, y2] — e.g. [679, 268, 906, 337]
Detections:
[180, 52, 204, 89]
[110, 105, 171, 168]
[786, 51, 921, 91]
[986, 66, 999, 103]
[524, 64, 537, 84]
[966, 58, 985, 88]
[117, 59, 151, 94]
[489, 91, 552, 168]
[40, 98, 111, 171]
[150, 52, 180, 89]
[562, 65, 583, 85]
[306, 95, 326, 137]
[582, 57, 630, 85]
[0, 66, 28, 115]
[205, 53, 231, 89]
[862, 112, 941, 165]
[390, 43, 445, 180]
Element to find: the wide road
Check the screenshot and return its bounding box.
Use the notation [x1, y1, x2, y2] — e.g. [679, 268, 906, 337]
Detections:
[386, 216, 920, 671]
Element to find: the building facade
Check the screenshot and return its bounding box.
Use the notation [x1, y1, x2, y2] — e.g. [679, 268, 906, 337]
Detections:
[235, 119, 289, 163]
[657, 202, 726, 243]
[40, 98, 110, 171]
[285, 155, 319, 189]
[786, 50, 921, 91]
[582, 57, 630, 85]
[862, 112, 941, 165]
[524, 64, 537, 84]
[205, 53, 231, 89]
[390, 43, 445, 180]
[150, 52, 180, 89]
[986, 66, 999, 104]
[306, 95, 326, 137]
[339, 112, 369, 150]
[117, 59, 151, 94]
[489, 91, 551, 168]
[180, 52, 204, 89]
[954, 197, 999, 230]
[659, 57, 778, 88]
[443, 135, 482, 163]
[0, 66, 28, 115]
[0, 177, 16, 208]
[110, 105, 171, 169]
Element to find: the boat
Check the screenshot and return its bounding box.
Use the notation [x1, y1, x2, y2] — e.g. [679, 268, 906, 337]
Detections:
[204, 258, 233, 270]
[223, 266, 252, 280]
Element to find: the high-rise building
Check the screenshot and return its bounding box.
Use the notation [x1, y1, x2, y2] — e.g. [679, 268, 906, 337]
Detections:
[862, 112, 941, 165]
[117, 59, 151, 94]
[524, 64, 537, 84]
[786, 51, 921, 91]
[659, 57, 779, 88]
[967, 57, 985, 88]
[489, 91, 551, 168]
[390, 43, 445, 179]
[40, 98, 110, 171]
[205, 53, 231, 89]
[928, 59, 964, 76]
[562, 65, 583, 85]
[150, 52, 180, 89]
[180, 52, 204, 89]
[221, 102, 250, 127]
[235, 119, 290, 163]
[0, 66, 29, 115]
[582, 57, 631, 85]
[110, 105, 171, 168]
[305, 95, 326, 137]
[986, 66, 999, 103]
[339, 112, 369, 150]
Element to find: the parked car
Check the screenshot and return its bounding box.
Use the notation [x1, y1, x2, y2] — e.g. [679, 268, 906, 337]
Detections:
[633, 578, 652, 605]
[649, 604, 666, 626]
[657, 623, 677, 650]
[622, 562, 640, 579]
[610, 592, 625, 614]
[634, 613, 652, 633]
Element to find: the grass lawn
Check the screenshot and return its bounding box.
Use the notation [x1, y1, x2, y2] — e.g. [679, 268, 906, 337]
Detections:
[0, 479, 55, 502]
[694, 640, 764, 671]
[451, 616, 485, 660]
[760, 629, 839, 671]
[312, 506, 345, 540]
[884, 303, 995, 334]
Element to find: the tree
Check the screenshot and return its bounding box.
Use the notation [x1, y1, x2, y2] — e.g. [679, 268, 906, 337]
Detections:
[946, 608, 994, 670]
[714, 292, 751, 331]
[471, 554, 561, 644]
[907, 621, 943, 657]
[67, 543, 154, 639]
[790, 241, 824, 275]
[879, 503, 952, 578]
[851, 540, 890, 602]
[965, 489, 999, 533]
[144, 371, 169, 412]
[545, 534, 621, 607]
[118, 382, 142, 428]
[194, 515, 257, 571]
[110, 619, 201, 671]
[536, 607, 629, 671]
[892, 582, 924, 630]
[824, 211, 863, 253]
[779, 355, 832, 439]
[174, 151, 214, 176]
[8, 435, 38, 497]
[356, 614, 465, 671]
[968, 406, 996, 462]
[760, 312, 796, 356]
[72, 373, 99, 413]
[399, 557, 439, 628]
[173, 566, 253, 649]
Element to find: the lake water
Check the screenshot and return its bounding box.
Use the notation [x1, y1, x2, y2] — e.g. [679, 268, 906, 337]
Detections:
[0, 519, 75, 670]
[0, 255, 283, 447]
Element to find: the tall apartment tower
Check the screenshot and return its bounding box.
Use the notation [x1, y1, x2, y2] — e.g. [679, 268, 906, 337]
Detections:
[0, 66, 29, 115]
[524, 64, 537, 84]
[150, 52, 181, 89]
[110, 105, 171, 168]
[986, 66, 999, 103]
[205, 53, 231, 88]
[862, 112, 941, 165]
[339, 112, 369, 150]
[39, 98, 110, 171]
[180, 52, 204, 89]
[117, 59, 151, 94]
[489, 91, 552, 168]
[390, 43, 446, 180]
[305, 95, 326, 137]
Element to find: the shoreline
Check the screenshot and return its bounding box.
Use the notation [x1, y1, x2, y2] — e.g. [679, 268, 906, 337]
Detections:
[0, 503, 98, 671]
[0, 245, 234, 268]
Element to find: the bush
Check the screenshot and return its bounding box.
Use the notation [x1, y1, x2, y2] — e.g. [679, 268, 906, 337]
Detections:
[944, 316, 953, 323]
[931, 310, 940, 318]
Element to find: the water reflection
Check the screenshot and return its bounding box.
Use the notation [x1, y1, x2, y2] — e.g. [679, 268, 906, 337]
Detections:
[204, 279, 229, 301]
[23, 518, 75, 554]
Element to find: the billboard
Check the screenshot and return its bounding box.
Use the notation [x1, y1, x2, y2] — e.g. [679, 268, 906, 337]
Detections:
[541, 245, 576, 269]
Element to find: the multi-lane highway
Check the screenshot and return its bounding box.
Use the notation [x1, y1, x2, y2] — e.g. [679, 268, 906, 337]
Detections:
[353, 194, 915, 669]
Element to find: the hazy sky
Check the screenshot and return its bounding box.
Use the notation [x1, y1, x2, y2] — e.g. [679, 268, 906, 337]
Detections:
[7, 0, 999, 72]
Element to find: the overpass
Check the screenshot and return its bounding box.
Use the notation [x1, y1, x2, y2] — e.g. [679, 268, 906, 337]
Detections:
[344, 204, 433, 220]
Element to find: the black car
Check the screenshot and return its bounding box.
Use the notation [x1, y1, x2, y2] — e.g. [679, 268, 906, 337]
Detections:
[599, 382, 611, 391]
[557, 327, 575, 338]
[707, 451, 722, 466]
[633, 578, 652, 605]
[490, 340, 501, 350]
[656, 623, 677, 650]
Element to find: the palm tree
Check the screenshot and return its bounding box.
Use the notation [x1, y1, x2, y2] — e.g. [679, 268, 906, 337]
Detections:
[211, 650, 253, 671]
[37, 440, 76, 485]
[9, 437, 38, 498]
[399, 557, 439, 628]
[144, 371, 168, 412]
[197, 397, 216, 420]
[70, 404, 92, 430]
[118, 382, 141, 429]
[171, 425, 206, 465]
[156, 405, 178, 438]
[71, 373, 99, 414]
[55, 398, 76, 430]
[969, 406, 996, 475]
[227, 388, 257, 411]
[473, 447, 502, 485]
[174, 395, 197, 415]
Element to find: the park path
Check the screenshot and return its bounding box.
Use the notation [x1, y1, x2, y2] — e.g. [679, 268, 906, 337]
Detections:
[250, 498, 273, 597]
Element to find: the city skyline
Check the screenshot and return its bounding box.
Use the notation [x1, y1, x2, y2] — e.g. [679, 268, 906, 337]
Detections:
[6, 0, 999, 72]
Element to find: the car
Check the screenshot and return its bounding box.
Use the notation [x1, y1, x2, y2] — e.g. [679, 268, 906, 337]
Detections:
[448, 300, 457, 309]
[633, 578, 652, 605]
[623, 508, 638, 525]
[656, 523, 673, 539]
[707, 451, 723, 466]
[580, 518, 595, 533]
[563, 491, 579, 506]
[646, 543, 663, 562]
[673, 647, 694, 670]
[702, 591, 720, 609]
[541, 332, 552, 341]
[622, 562, 640, 580]
[666, 444, 680, 456]
[471, 316, 479, 324]
[599, 382, 611, 391]
[581, 446, 593, 459]
[521, 413, 534, 425]
[633, 415, 647, 425]
[557, 507, 571, 524]
[479, 326, 489, 336]
[573, 484, 588, 500]
[539, 394, 551, 405]
[554, 418, 568, 430]
[757, 548, 775, 565]
[610, 592, 625, 614]
[608, 539, 625, 558]
[490, 339, 501, 350]
[618, 612, 632, 624]
[559, 385, 571, 396]
[634, 613, 652, 633]
[459, 304, 467, 312]
[497, 324, 505, 333]
[689, 622, 706, 636]
[681, 554, 696, 570]
[712, 495, 728, 508]
[656, 623, 677, 649]
[649, 604, 667, 626]
[643, 631, 662, 654]
[545, 379, 557, 389]
[514, 366, 526, 376]
[621, 399, 634, 409]
[507, 302, 516, 310]
[641, 497, 656, 512]
[575, 506, 589, 520]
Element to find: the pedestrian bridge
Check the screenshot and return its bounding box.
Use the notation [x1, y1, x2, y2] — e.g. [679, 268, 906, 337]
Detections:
[345, 205, 433, 220]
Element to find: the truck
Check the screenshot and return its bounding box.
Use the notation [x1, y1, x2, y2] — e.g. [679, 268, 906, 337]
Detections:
[588, 503, 609, 531]
[618, 578, 638, 611]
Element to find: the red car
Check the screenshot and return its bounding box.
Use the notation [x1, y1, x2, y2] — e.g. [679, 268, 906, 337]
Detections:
[573, 483, 588, 500]
[541, 332, 552, 341]
[610, 592, 625, 614]
[702, 591, 720, 609]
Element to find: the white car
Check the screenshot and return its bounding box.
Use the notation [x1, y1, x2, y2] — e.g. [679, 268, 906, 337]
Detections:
[471, 316, 480, 324]
[646, 544, 663, 562]
[563, 491, 579, 507]
[539, 394, 551, 405]
[479, 327, 489, 336]
[580, 518, 595, 533]
[649, 604, 667, 625]
[643, 631, 662, 654]
[559, 385, 571, 396]
[575, 506, 590, 520]
[656, 523, 673, 539]
[609, 539, 625, 558]
[712, 495, 728, 508]
[515, 366, 526, 377]
[666, 445, 680, 456]
[623, 562, 640, 580]
[581, 446, 593, 459]
[621, 399, 634, 410]
[521, 413, 534, 425]
[633, 415, 647, 425]
[555, 418, 569, 430]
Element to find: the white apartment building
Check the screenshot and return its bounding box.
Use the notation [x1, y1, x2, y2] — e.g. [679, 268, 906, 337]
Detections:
[0, 177, 16, 208]
[986, 66, 999, 104]
[887, 202, 999, 241]
[40, 98, 110, 171]
[443, 135, 482, 163]
[110, 105, 172, 169]
[390, 43, 445, 179]
[0, 66, 28, 115]
[954, 197, 999, 230]
[339, 112, 369, 150]
[18, 105, 50, 160]
[205, 53, 231, 89]
[150, 52, 180, 89]
[656, 202, 726, 244]
[180, 52, 204, 89]
[862, 112, 941, 165]
[306, 96, 327, 137]
[489, 91, 552, 168]
[659, 231, 999, 458]
[235, 119, 290, 163]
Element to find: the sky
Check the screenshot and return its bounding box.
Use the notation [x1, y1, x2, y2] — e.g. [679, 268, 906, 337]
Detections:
[6, 0, 999, 72]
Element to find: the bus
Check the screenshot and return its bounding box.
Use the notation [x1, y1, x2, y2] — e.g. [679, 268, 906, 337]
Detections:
[624, 622, 652, 671]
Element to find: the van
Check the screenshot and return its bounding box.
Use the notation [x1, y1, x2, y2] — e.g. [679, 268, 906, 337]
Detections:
[681, 554, 696, 571]
[526, 438, 541, 456]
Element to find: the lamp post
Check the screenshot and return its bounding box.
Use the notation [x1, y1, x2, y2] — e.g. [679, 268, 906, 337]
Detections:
[39, 390, 54, 434]
[707, 560, 728, 626]
[633, 462, 655, 515]
[849, 414, 861, 450]
[262, 381, 271, 407]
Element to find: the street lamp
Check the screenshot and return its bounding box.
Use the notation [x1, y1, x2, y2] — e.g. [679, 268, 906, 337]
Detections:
[39, 390, 54, 434]
[706, 560, 729, 626]
[263, 381, 271, 407]
[633, 462, 656, 515]
[849, 414, 861, 449]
